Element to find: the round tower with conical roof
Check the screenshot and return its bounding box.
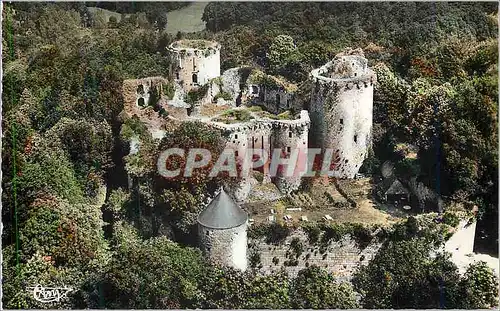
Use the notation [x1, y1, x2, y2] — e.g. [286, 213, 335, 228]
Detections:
[197, 188, 248, 271]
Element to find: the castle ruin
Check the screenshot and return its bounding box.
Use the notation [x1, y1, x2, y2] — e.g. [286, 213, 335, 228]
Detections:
[168, 39, 221, 92]
[309, 48, 376, 178]
[121, 40, 376, 271]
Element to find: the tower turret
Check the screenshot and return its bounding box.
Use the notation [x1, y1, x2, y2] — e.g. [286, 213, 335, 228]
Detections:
[168, 39, 221, 92]
[197, 188, 248, 271]
[309, 48, 376, 178]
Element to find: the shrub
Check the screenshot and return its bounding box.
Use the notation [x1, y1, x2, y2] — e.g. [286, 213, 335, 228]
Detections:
[248, 223, 291, 245]
[321, 223, 346, 244]
[284, 259, 299, 266]
[214, 91, 233, 101]
[458, 261, 499, 309]
[272, 256, 279, 265]
[185, 84, 209, 104]
[290, 237, 304, 256]
[303, 225, 321, 244]
[253, 171, 264, 183]
[350, 223, 374, 249]
[249, 251, 262, 269]
[291, 265, 359, 308]
[442, 211, 460, 227]
[277, 110, 294, 120]
[248, 105, 263, 112]
[162, 81, 175, 99]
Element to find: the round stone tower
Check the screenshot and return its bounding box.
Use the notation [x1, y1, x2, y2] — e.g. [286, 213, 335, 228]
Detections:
[309, 48, 376, 178]
[168, 39, 221, 92]
[197, 188, 248, 271]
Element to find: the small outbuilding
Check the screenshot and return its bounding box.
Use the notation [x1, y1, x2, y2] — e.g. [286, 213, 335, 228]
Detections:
[382, 178, 410, 204]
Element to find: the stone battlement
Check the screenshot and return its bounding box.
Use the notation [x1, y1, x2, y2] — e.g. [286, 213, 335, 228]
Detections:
[310, 50, 376, 86]
[168, 39, 221, 57]
[207, 110, 310, 134]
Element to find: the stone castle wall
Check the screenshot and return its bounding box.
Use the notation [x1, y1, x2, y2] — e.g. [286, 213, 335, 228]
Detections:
[249, 86, 297, 114]
[309, 54, 376, 178]
[168, 40, 221, 92]
[250, 228, 382, 280]
[209, 110, 311, 196]
[198, 223, 248, 271]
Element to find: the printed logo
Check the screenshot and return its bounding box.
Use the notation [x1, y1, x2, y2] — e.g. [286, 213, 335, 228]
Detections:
[27, 284, 73, 303]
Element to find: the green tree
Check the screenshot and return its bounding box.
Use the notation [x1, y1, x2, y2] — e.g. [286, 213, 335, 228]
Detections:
[102, 237, 206, 308]
[291, 265, 359, 309]
[458, 261, 499, 309]
[244, 271, 291, 308]
[352, 239, 462, 308]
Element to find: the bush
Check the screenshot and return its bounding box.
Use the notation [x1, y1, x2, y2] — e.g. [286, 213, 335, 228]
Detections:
[248, 105, 263, 112]
[290, 237, 304, 256]
[442, 211, 460, 227]
[185, 84, 209, 104]
[458, 261, 499, 309]
[350, 223, 374, 249]
[249, 250, 262, 269]
[320, 223, 346, 244]
[213, 91, 233, 101]
[266, 223, 292, 244]
[162, 81, 175, 99]
[272, 256, 279, 265]
[291, 266, 359, 308]
[284, 259, 299, 266]
[253, 171, 264, 183]
[303, 225, 321, 244]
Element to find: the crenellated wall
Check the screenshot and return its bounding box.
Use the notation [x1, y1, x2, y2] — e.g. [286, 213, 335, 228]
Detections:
[168, 40, 221, 92]
[208, 110, 311, 196]
[309, 50, 376, 179]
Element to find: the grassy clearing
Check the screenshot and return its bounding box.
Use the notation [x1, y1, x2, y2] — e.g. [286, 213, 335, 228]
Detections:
[165, 2, 208, 34]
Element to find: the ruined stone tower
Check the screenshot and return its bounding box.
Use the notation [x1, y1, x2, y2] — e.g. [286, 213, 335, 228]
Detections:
[309, 48, 376, 178]
[197, 188, 248, 271]
[168, 39, 221, 92]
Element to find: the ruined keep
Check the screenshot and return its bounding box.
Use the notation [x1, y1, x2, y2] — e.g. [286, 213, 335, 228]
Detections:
[197, 188, 249, 271]
[309, 48, 376, 178]
[122, 42, 377, 197]
[168, 39, 221, 92]
[209, 110, 310, 197]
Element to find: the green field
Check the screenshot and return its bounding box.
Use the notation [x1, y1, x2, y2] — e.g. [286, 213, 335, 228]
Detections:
[165, 2, 208, 34]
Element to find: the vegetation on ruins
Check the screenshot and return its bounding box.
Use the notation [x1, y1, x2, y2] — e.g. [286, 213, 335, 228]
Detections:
[214, 108, 254, 124]
[213, 90, 232, 102]
[184, 84, 210, 105]
[2, 2, 498, 309]
[162, 81, 176, 100]
[172, 39, 214, 50]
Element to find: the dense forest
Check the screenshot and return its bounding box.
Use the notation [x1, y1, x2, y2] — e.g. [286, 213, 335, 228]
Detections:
[2, 2, 498, 309]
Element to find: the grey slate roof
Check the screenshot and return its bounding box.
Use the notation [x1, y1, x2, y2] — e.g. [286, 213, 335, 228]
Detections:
[384, 179, 410, 195]
[197, 189, 248, 229]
